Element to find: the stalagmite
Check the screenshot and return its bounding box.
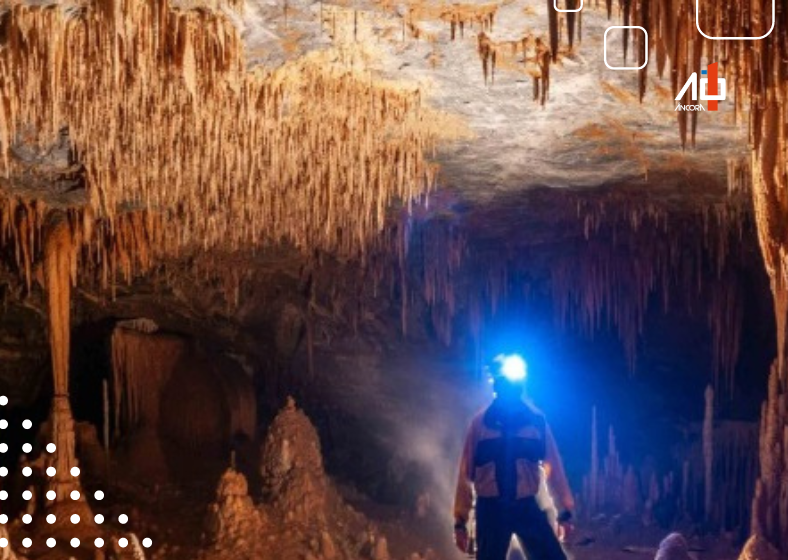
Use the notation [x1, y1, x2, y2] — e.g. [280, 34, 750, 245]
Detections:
[204, 468, 266, 549]
[703, 385, 714, 526]
[590, 406, 598, 514]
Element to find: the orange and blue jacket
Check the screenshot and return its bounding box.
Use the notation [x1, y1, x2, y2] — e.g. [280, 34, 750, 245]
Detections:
[453, 400, 574, 524]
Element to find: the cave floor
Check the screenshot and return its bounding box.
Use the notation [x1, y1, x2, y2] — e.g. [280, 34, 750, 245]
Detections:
[119, 477, 743, 560]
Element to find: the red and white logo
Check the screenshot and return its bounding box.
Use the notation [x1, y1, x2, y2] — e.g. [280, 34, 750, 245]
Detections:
[675, 62, 726, 111]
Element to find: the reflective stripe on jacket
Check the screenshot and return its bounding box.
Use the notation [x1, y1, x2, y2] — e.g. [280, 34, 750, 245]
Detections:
[453, 402, 574, 524]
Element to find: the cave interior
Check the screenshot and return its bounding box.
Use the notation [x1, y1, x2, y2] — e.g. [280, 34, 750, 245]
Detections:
[0, 0, 787, 559]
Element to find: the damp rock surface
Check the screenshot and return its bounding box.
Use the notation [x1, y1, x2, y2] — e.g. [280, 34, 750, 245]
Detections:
[201, 397, 411, 560]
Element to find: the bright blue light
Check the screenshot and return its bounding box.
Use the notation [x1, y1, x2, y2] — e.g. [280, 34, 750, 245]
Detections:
[497, 354, 527, 382]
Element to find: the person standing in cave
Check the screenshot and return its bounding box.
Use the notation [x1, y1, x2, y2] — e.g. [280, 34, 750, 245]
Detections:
[453, 354, 574, 560]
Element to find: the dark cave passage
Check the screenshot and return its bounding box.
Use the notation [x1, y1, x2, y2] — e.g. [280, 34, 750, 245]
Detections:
[1, 185, 775, 560]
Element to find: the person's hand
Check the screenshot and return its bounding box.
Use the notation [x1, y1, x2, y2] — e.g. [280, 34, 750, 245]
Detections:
[454, 522, 469, 553]
[557, 510, 574, 541]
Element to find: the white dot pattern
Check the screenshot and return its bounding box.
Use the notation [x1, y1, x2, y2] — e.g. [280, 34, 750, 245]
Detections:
[0, 403, 153, 551]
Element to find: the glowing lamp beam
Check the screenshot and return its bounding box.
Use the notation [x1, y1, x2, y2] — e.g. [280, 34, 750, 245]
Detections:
[498, 354, 527, 382]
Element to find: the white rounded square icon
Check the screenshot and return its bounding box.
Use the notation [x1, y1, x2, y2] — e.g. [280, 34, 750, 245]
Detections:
[696, 0, 774, 40]
[554, 0, 583, 12]
[603, 26, 648, 70]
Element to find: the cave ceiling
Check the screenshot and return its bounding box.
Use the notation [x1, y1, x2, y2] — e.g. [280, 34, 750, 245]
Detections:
[0, 0, 766, 368]
[237, 0, 748, 201]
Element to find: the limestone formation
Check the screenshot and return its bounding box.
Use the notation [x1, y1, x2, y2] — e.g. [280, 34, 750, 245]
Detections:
[205, 468, 266, 549]
[260, 396, 331, 524]
[737, 534, 780, 560]
[654, 533, 692, 560]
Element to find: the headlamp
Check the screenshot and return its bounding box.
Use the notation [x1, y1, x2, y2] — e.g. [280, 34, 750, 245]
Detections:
[494, 354, 527, 383]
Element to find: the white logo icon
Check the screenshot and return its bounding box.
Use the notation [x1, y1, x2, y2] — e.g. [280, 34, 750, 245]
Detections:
[675, 70, 726, 102]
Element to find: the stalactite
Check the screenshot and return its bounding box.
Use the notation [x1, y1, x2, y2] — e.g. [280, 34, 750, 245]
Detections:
[564, 0, 579, 48]
[547, 0, 559, 62]
[590, 406, 599, 514]
[0, 0, 461, 269]
[111, 326, 186, 438]
[407, 3, 497, 41]
[475, 30, 552, 96]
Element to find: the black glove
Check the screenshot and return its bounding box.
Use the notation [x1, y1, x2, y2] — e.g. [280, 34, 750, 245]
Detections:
[557, 510, 573, 524]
